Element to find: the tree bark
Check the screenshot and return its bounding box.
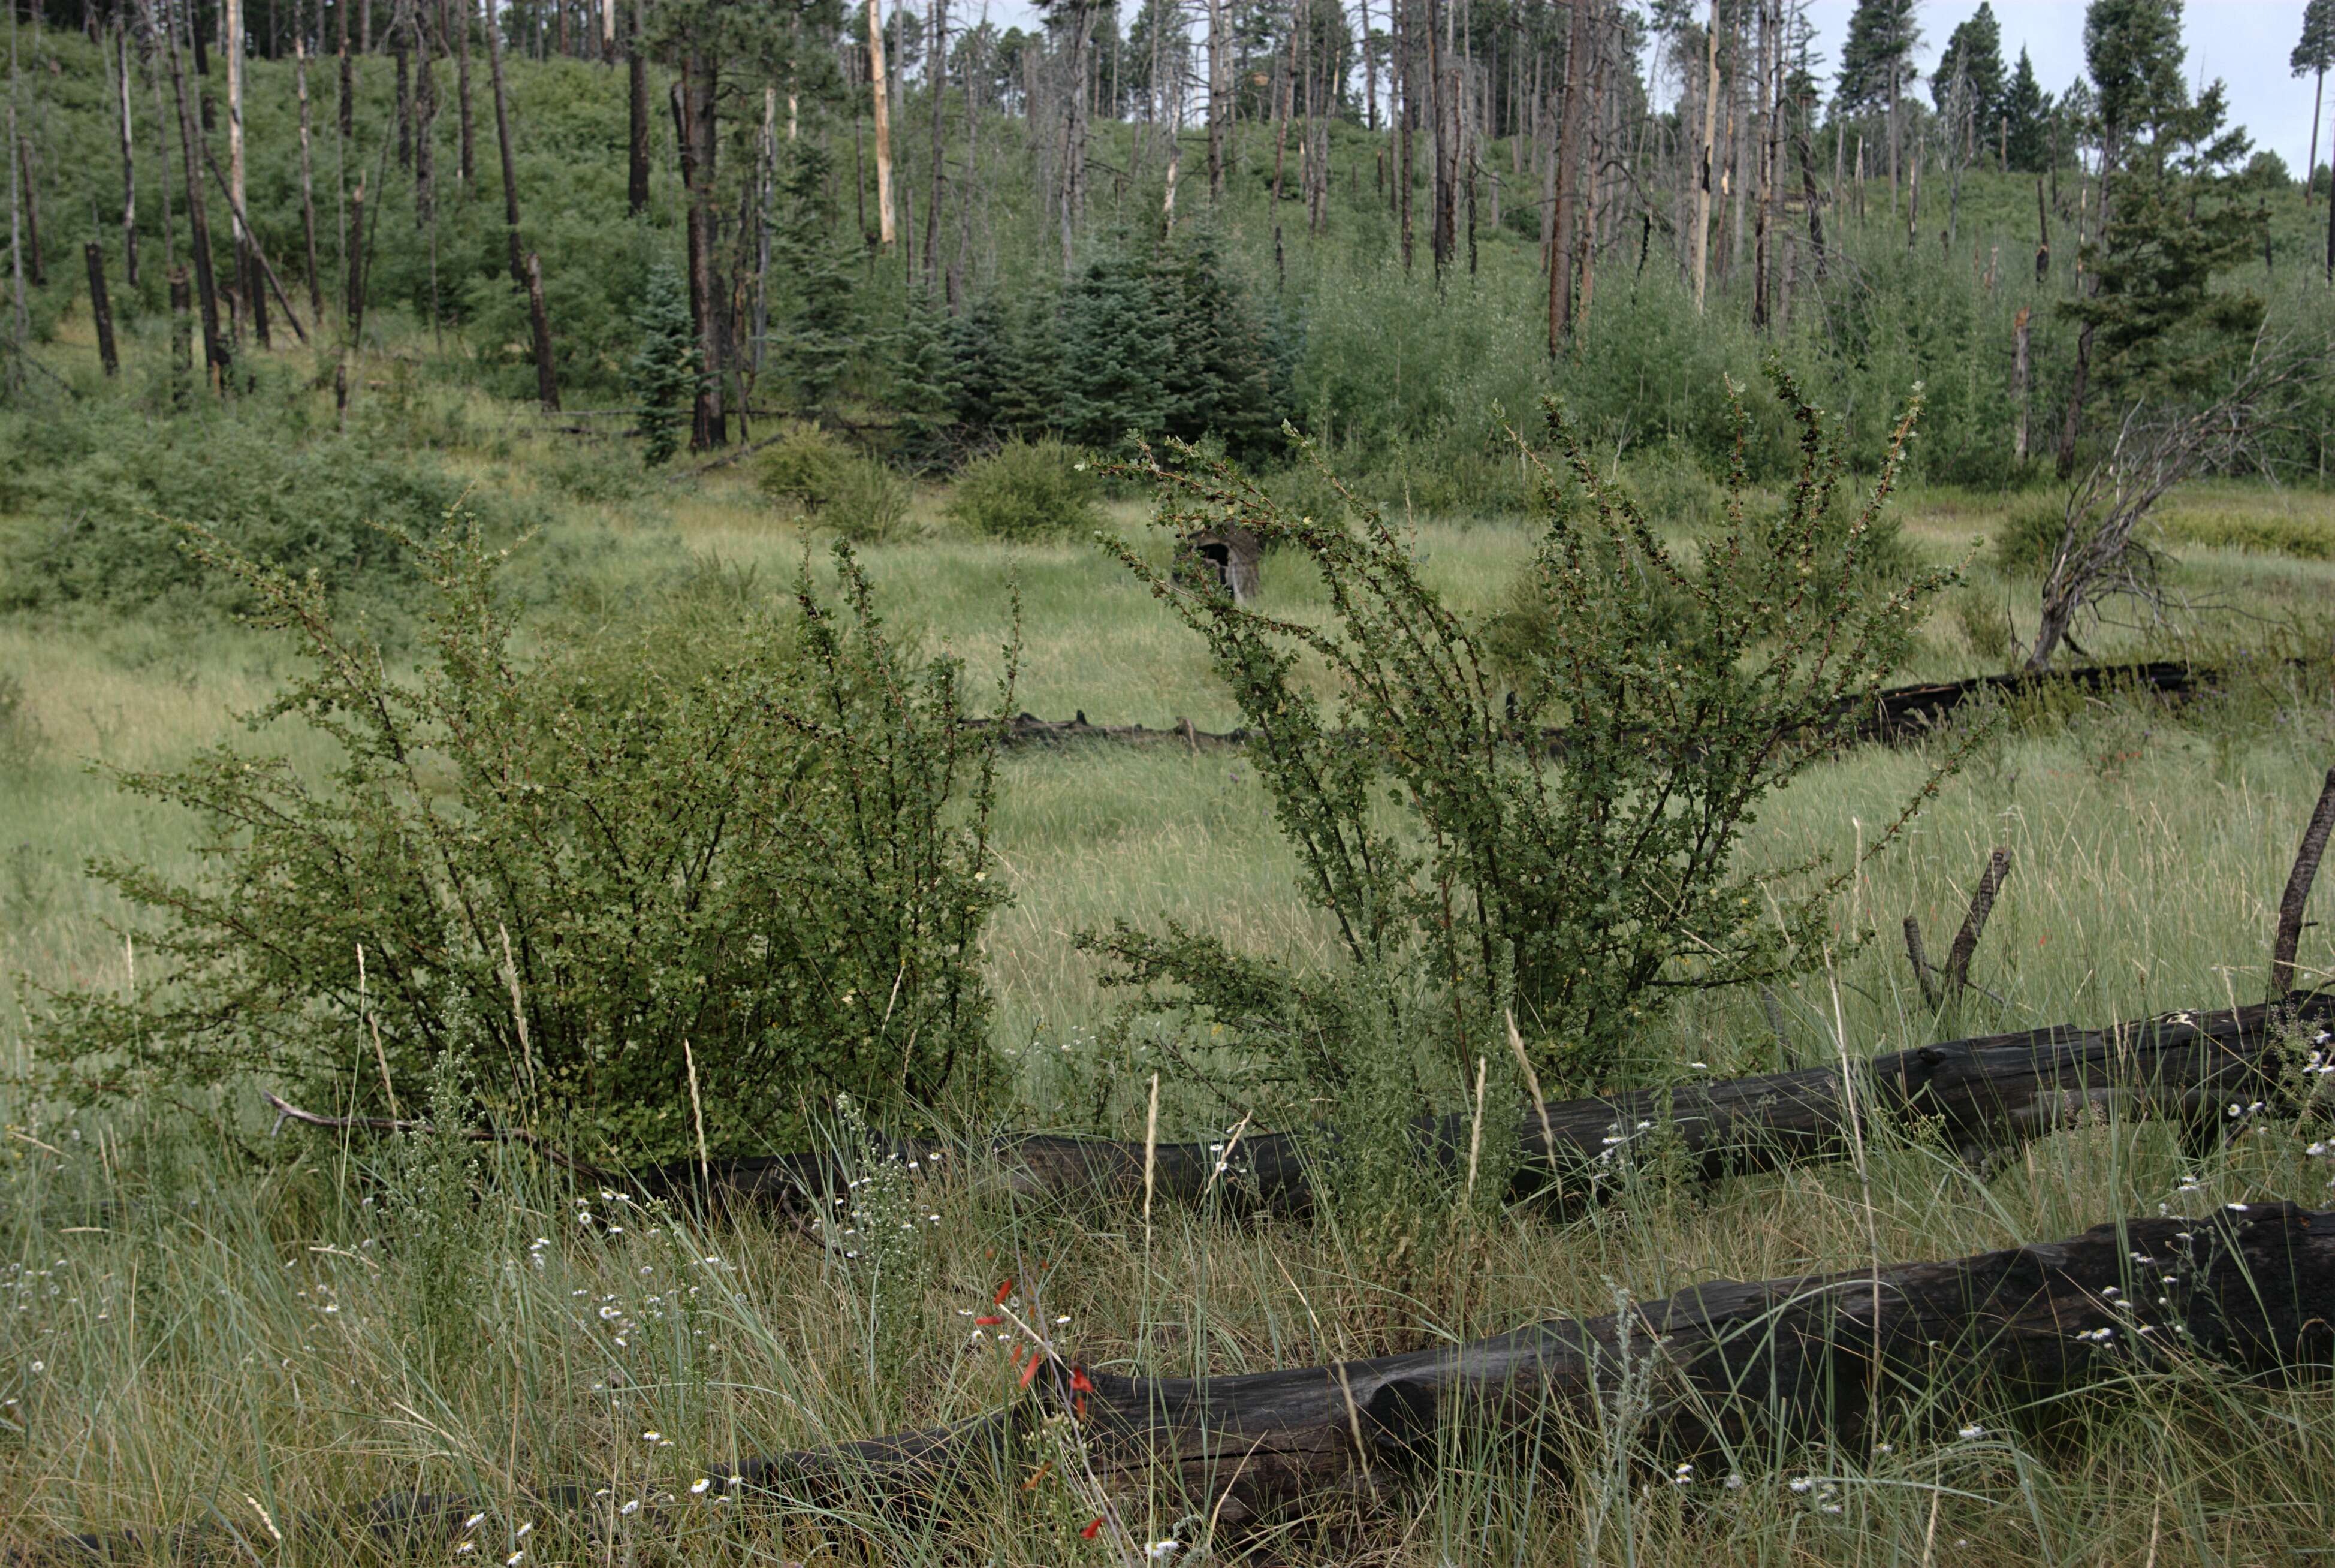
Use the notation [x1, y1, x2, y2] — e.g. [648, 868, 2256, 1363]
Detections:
[456, 0, 474, 186]
[626, 0, 648, 214]
[1688, 0, 1717, 312]
[296, 35, 322, 318]
[116, 20, 139, 285]
[485, 1, 524, 285]
[731, 1204, 2335, 1528]
[1548, 0, 1589, 349]
[868, 0, 894, 245]
[91, 1196, 2335, 1557]
[164, 0, 230, 387]
[524, 250, 558, 410]
[672, 62, 723, 447]
[84, 240, 119, 375]
[2271, 768, 2335, 999]
[2011, 305, 2031, 466]
[923, 0, 946, 283]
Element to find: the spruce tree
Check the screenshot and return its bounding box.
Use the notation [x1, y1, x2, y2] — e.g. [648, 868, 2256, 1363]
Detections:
[765, 138, 857, 412]
[1833, 0, 1920, 120]
[627, 264, 701, 468]
[2066, 0, 2265, 407]
[2002, 48, 2054, 173]
[2294, 0, 2335, 203]
[1932, 2, 2005, 129]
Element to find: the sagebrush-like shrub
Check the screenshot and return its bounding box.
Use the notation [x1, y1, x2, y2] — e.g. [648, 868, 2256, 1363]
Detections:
[945, 438, 1104, 541]
[825, 456, 916, 543]
[38, 518, 1015, 1163]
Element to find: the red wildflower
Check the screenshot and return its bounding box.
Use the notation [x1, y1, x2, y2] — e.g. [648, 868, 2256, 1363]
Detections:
[1079, 1518, 1103, 1540]
[993, 1279, 1015, 1305]
[973, 1316, 1004, 1326]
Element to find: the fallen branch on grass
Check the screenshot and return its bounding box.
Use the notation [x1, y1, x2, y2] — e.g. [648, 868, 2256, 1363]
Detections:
[34, 1203, 2335, 1557]
[743, 1201, 2335, 1527]
[262, 991, 2335, 1220]
[992, 659, 2227, 758]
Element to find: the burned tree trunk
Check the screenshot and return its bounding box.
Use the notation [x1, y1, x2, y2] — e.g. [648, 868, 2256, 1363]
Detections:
[84, 242, 119, 375]
[746, 1204, 2335, 1527]
[67, 1203, 2335, 1555]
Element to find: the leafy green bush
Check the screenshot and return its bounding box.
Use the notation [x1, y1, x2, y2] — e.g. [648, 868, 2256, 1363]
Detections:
[1996, 496, 2073, 576]
[944, 438, 1105, 541]
[540, 441, 655, 504]
[38, 518, 1014, 1163]
[825, 456, 916, 543]
[0, 419, 491, 618]
[755, 422, 852, 514]
[1087, 372, 1956, 1124]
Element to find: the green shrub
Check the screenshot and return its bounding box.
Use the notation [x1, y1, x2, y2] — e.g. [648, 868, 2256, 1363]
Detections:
[1087, 372, 1956, 1124]
[1996, 496, 2074, 576]
[541, 441, 654, 504]
[37, 518, 1015, 1163]
[945, 438, 1105, 541]
[0, 419, 493, 618]
[825, 456, 916, 543]
[755, 422, 852, 514]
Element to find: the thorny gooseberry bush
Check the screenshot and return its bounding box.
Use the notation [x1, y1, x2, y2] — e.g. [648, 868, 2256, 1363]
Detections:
[1084, 367, 1966, 1126]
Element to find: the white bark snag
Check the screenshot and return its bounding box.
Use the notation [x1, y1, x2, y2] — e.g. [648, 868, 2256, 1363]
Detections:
[868, 0, 894, 246]
[2011, 305, 2032, 465]
[117, 20, 138, 285]
[297, 35, 322, 319]
[1690, 0, 1718, 313]
[225, 0, 249, 338]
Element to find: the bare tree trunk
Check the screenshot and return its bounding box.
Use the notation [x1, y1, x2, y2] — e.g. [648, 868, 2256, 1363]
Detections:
[924, 0, 946, 282]
[626, 0, 647, 213]
[164, 0, 230, 387]
[524, 251, 557, 409]
[117, 20, 139, 285]
[1547, 0, 1589, 350]
[1206, 0, 1224, 200]
[1688, 0, 1717, 313]
[485, 1, 524, 284]
[297, 34, 322, 318]
[2011, 305, 2031, 466]
[457, 0, 474, 186]
[85, 240, 120, 374]
[868, 0, 894, 245]
[1397, 0, 1412, 269]
[1751, 0, 1776, 330]
[672, 62, 722, 446]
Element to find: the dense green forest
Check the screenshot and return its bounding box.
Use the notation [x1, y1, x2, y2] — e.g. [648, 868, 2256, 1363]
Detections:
[4, 0, 2330, 502]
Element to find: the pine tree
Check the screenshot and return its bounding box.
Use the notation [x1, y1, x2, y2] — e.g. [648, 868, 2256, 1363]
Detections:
[2002, 47, 2054, 173]
[1833, 0, 1920, 120]
[1932, 2, 2005, 129]
[2065, 0, 2264, 406]
[2294, 0, 2335, 204]
[765, 138, 857, 411]
[627, 264, 701, 468]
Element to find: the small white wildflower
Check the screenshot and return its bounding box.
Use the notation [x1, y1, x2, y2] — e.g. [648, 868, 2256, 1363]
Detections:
[689, 1478, 710, 1495]
[454, 1545, 475, 1556]
[2226, 1202, 2249, 1212]
[619, 1499, 641, 1516]
[463, 1513, 485, 1531]
[514, 1524, 531, 1539]
[1788, 1477, 1813, 1493]
[1144, 1540, 1182, 1560]
[504, 1554, 524, 1566]
[641, 1430, 662, 1442]
[1056, 1314, 1072, 1325]
[1957, 1424, 1986, 1439]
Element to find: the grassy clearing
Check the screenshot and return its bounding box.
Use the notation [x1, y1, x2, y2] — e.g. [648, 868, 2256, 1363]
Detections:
[4, 433, 2335, 1561]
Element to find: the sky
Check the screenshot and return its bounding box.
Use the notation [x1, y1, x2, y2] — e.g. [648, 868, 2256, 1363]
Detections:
[969, 0, 2331, 180]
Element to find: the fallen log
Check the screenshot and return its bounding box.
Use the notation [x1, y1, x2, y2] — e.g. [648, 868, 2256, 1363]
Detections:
[747, 1201, 2335, 1528]
[35, 1203, 2335, 1557]
[656, 990, 2335, 1215]
[990, 660, 2227, 758]
[264, 991, 2335, 1220]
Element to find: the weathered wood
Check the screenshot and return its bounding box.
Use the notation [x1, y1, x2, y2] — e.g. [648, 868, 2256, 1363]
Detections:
[40, 1204, 2335, 1557]
[82, 244, 119, 377]
[2271, 766, 2335, 997]
[989, 661, 2224, 758]
[614, 991, 2335, 1217]
[1942, 847, 2012, 994]
[263, 992, 2334, 1223]
[742, 1202, 2335, 1528]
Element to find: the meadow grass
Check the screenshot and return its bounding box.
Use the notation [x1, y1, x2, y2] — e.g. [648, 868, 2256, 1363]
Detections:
[3, 434, 2334, 1562]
